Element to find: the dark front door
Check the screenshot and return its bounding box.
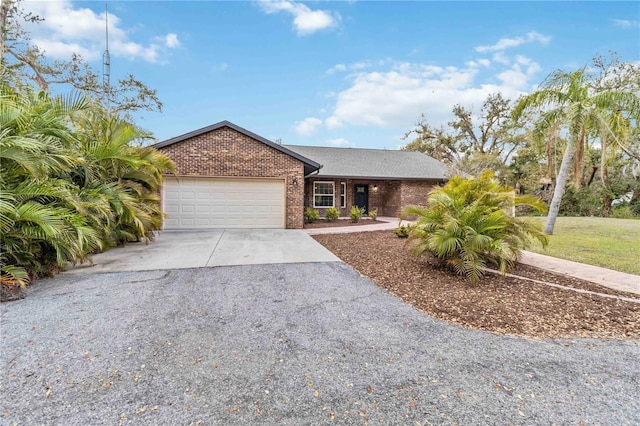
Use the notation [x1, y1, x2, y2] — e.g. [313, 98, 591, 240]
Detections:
[354, 184, 368, 214]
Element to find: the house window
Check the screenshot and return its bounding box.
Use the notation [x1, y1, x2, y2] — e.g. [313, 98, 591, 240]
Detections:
[340, 182, 346, 208]
[313, 182, 335, 208]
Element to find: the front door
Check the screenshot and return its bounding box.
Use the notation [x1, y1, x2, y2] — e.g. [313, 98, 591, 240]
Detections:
[354, 184, 368, 214]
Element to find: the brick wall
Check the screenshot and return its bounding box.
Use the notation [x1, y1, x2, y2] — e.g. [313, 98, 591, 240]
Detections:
[303, 179, 442, 220]
[378, 180, 402, 216]
[158, 127, 305, 229]
[400, 180, 439, 210]
[305, 178, 403, 218]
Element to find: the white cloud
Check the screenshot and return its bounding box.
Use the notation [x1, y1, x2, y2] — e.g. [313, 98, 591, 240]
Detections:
[29, 39, 96, 61]
[326, 64, 347, 74]
[294, 117, 323, 136]
[21, 1, 180, 63]
[492, 51, 510, 65]
[212, 63, 228, 72]
[164, 33, 181, 48]
[475, 31, 551, 53]
[477, 58, 491, 67]
[612, 19, 640, 28]
[258, 1, 340, 36]
[324, 57, 542, 130]
[496, 61, 541, 90]
[325, 59, 389, 75]
[325, 116, 343, 129]
[327, 138, 353, 147]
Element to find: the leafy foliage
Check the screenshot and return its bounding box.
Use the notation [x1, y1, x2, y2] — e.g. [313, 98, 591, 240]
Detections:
[404, 171, 548, 283]
[0, 71, 174, 295]
[0, 0, 162, 116]
[350, 205, 364, 223]
[394, 225, 410, 238]
[368, 208, 378, 221]
[325, 207, 339, 222]
[402, 93, 528, 176]
[304, 207, 319, 223]
[513, 64, 640, 234]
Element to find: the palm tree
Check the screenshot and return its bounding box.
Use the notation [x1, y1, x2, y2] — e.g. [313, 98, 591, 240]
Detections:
[403, 171, 548, 283]
[0, 75, 101, 294]
[70, 108, 174, 246]
[513, 68, 640, 234]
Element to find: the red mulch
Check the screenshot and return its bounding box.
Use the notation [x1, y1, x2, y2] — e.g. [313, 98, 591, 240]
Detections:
[313, 230, 640, 340]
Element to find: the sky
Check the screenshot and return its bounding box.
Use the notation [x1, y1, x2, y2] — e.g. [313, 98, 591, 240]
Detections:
[20, 0, 640, 149]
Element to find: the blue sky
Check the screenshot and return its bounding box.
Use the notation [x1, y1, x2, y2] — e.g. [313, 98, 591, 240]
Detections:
[22, 1, 640, 149]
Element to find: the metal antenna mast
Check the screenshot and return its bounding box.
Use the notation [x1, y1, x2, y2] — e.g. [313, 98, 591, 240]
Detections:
[102, 2, 111, 105]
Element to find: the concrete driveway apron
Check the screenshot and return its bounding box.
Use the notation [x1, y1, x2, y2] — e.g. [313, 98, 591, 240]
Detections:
[66, 229, 339, 274]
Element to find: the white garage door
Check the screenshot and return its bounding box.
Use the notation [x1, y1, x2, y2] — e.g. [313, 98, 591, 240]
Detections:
[162, 177, 285, 229]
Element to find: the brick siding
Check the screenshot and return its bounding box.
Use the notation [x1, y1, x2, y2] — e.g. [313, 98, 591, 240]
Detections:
[305, 178, 440, 219]
[158, 127, 305, 229]
[400, 181, 438, 210]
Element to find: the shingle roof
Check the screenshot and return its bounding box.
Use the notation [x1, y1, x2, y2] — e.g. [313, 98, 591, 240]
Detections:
[283, 145, 449, 180]
[153, 121, 322, 176]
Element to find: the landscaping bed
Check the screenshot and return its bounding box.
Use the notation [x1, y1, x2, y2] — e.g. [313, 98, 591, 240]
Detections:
[304, 219, 388, 229]
[313, 230, 640, 340]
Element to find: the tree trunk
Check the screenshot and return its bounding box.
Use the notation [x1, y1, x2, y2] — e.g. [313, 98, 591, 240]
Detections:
[573, 132, 584, 186]
[586, 166, 597, 186]
[546, 136, 553, 178]
[544, 138, 577, 235]
[0, 0, 10, 61]
[602, 192, 612, 217]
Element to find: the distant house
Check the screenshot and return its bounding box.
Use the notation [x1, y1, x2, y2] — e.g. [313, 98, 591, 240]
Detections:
[154, 120, 449, 229]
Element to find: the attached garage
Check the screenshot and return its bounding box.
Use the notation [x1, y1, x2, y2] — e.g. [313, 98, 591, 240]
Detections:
[153, 121, 321, 229]
[162, 177, 285, 229]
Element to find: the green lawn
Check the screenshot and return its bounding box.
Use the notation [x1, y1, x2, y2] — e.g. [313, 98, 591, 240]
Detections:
[525, 216, 640, 275]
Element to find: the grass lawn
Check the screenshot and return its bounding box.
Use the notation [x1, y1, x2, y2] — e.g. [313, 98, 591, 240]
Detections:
[525, 216, 640, 275]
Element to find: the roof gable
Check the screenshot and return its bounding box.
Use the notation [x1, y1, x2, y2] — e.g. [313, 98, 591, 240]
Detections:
[153, 121, 321, 175]
[283, 145, 449, 181]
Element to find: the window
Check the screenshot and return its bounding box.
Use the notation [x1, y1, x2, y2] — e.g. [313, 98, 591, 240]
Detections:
[313, 182, 335, 208]
[340, 182, 346, 208]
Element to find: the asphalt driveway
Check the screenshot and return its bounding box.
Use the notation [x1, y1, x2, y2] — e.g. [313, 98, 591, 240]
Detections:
[2, 263, 639, 424]
[67, 229, 340, 274]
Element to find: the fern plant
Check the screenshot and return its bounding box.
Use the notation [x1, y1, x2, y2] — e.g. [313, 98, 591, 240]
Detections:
[403, 171, 548, 283]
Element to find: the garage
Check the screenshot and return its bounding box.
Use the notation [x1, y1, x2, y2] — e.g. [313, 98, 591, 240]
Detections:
[153, 121, 321, 229]
[163, 177, 285, 229]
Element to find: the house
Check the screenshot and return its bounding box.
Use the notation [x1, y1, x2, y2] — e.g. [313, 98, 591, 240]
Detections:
[283, 144, 448, 219]
[153, 120, 449, 230]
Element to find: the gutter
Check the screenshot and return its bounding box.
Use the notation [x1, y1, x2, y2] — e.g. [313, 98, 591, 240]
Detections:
[305, 165, 323, 178]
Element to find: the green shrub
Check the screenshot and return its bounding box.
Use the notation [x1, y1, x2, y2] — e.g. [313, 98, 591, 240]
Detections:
[610, 205, 637, 219]
[403, 171, 548, 283]
[350, 205, 364, 222]
[559, 185, 603, 216]
[394, 225, 410, 238]
[325, 207, 340, 221]
[304, 207, 319, 223]
[369, 208, 378, 221]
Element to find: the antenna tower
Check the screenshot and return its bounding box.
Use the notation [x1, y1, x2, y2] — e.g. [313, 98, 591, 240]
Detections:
[102, 3, 111, 103]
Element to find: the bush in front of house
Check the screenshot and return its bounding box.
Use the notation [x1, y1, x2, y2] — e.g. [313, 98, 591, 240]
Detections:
[350, 205, 364, 222]
[403, 171, 548, 283]
[369, 208, 378, 221]
[304, 207, 319, 223]
[325, 207, 340, 222]
[394, 225, 410, 238]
